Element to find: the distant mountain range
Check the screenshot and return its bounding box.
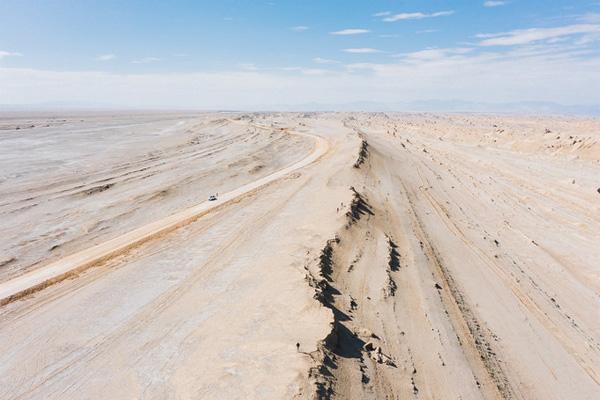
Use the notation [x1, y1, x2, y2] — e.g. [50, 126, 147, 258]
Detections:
[2, 100, 599, 116]
[264, 100, 600, 116]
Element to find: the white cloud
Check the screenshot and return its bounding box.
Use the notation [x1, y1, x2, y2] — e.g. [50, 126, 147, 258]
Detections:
[0, 51, 23, 59]
[300, 68, 330, 76]
[580, 13, 600, 23]
[373, 11, 391, 17]
[131, 57, 160, 64]
[1, 42, 599, 109]
[417, 29, 439, 34]
[484, 1, 507, 7]
[96, 54, 116, 61]
[291, 26, 309, 32]
[383, 11, 454, 22]
[478, 24, 600, 46]
[330, 29, 370, 35]
[313, 57, 340, 64]
[239, 63, 259, 71]
[398, 47, 474, 61]
[343, 48, 381, 54]
[575, 33, 600, 45]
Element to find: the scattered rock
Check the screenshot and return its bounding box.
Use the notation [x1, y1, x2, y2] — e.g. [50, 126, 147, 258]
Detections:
[82, 183, 114, 196]
[353, 140, 369, 168]
[364, 343, 396, 367]
[0, 257, 17, 268]
[345, 187, 373, 226]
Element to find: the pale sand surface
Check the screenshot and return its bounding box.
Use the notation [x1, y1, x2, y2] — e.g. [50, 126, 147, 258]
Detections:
[0, 112, 599, 399]
[0, 113, 312, 280]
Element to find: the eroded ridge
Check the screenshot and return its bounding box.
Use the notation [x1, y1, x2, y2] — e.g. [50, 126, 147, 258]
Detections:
[302, 130, 516, 399]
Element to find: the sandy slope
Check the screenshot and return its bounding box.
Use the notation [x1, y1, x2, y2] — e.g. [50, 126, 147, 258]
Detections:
[301, 113, 600, 400]
[0, 120, 328, 305]
[0, 112, 599, 399]
[0, 113, 359, 399]
[0, 113, 312, 280]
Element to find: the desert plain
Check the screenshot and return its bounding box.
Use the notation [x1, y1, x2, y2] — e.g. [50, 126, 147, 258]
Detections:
[0, 111, 599, 399]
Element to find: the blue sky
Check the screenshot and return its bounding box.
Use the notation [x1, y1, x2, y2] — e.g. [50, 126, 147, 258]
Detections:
[1, 0, 599, 109]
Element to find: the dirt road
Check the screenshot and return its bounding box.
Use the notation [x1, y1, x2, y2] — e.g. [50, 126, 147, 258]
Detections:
[0, 121, 328, 306]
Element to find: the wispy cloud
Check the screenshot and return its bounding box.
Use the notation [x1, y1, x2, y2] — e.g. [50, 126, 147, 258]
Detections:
[373, 11, 391, 17]
[131, 57, 160, 64]
[340, 44, 600, 105]
[477, 24, 600, 46]
[382, 11, 454, 22]
[291, 26, 309, 32]
[2, 43, 599, 109]
[313, 57, 340, 64]
[330, 28, 370, 35]
[96, 54, 116, 61]
[417, 29, 439, 34]
[282, 67, 330, 76]
[580, 13, 600, 23]
[396, 47, 474, 61]
[343, 48, 381, 54]
[239, 63, 259, 71]
[484, 1, 507, 7]
[0, 51, 22, 59]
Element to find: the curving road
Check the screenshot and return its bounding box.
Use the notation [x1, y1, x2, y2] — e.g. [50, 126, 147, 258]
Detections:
[0, 115, 352, 400]
[0, 123, 329, 306]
